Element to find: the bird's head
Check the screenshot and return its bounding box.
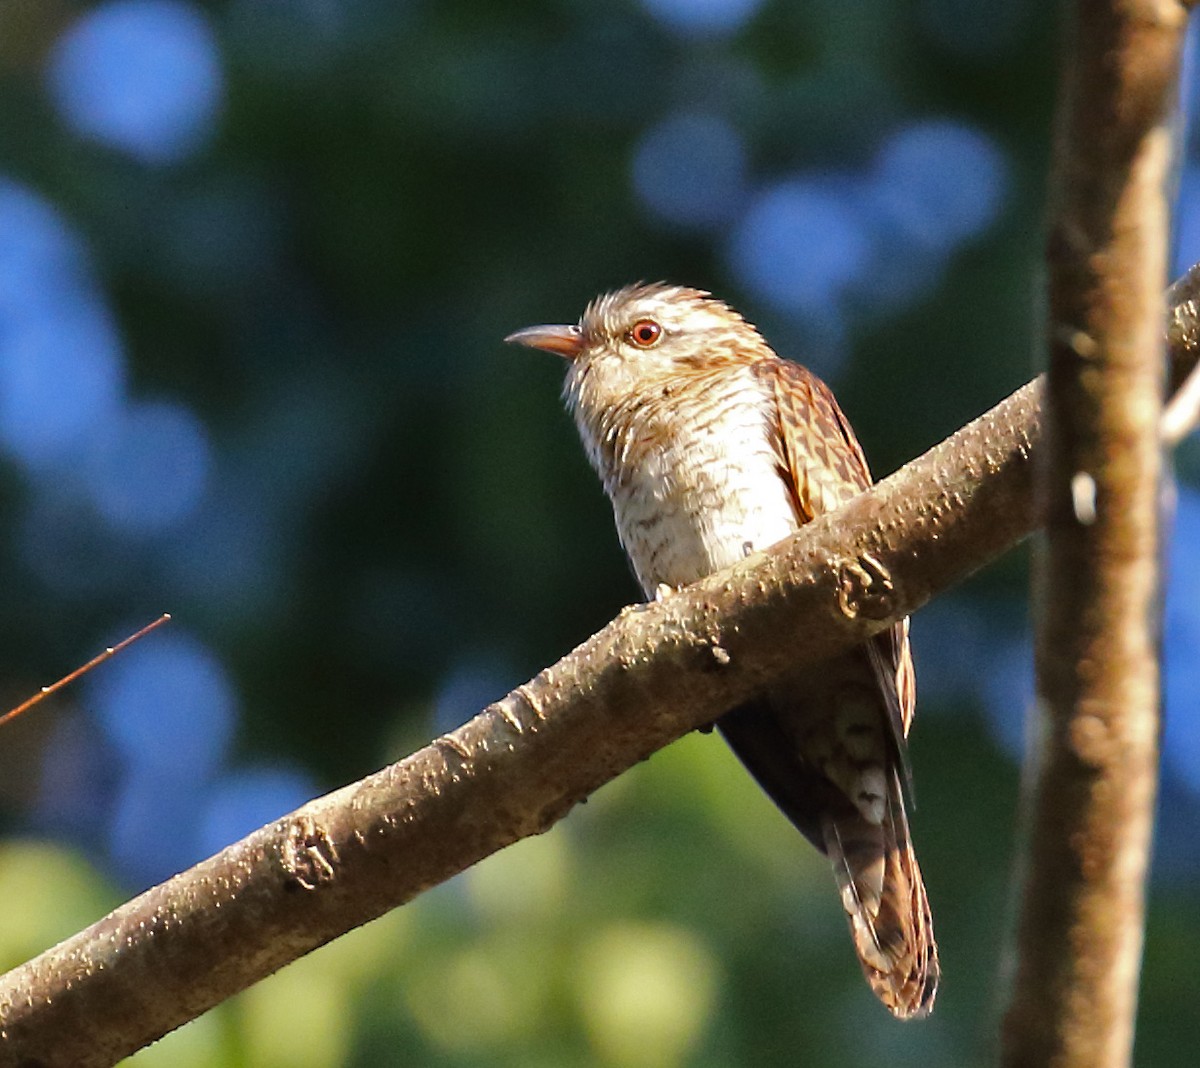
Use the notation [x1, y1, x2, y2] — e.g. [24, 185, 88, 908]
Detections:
[505, 283, 772, 399]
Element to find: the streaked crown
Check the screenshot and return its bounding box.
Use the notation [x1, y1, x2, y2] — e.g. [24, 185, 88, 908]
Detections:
[576, 283, 772, 372]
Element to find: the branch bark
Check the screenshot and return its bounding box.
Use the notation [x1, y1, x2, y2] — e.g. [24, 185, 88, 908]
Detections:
[1000, 1, 1186, 1066]
[2, 272, 1200, 1065]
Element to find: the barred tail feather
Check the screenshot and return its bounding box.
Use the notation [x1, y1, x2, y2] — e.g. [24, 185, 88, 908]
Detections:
[823, 770, 939, 1019]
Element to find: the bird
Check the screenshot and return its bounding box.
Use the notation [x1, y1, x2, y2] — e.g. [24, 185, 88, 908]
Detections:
[506, 283, 938, 1018]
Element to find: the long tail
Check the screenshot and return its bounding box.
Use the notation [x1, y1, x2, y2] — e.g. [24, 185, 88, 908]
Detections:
[822, 769, 939, 1019]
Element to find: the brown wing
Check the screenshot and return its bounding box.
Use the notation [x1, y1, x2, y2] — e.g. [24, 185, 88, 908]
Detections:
[766, 356, 872, 520]
[765, 358, 916, 742]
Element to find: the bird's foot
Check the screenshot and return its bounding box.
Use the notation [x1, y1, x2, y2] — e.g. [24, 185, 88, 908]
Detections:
[836, 551, 897, 621]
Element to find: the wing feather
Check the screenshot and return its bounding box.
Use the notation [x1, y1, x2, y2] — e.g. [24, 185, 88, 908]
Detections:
[762, 359, 916, 745]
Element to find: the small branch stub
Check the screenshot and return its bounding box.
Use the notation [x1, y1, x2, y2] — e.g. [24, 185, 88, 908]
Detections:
[282, 816, 339, 892]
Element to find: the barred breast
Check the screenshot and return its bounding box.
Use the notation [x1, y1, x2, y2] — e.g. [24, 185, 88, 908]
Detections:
[573, 365, 798, 596]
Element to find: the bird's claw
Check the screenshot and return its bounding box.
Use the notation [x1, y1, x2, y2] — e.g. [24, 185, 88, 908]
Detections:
[836, 552, 897, 621]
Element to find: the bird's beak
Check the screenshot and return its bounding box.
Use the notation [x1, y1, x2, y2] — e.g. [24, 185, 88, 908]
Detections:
[504, 323, 584, 359]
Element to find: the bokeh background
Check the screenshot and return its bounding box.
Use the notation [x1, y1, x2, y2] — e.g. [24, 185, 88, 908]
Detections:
[1, 1, 1198, 1065]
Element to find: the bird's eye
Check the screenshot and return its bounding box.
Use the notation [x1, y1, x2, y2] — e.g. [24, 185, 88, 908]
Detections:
[628, 319, 663, 348]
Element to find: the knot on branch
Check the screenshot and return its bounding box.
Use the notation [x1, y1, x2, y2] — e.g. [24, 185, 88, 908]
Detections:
[282, 815, 339, 891]
[836, 552, 897, 622]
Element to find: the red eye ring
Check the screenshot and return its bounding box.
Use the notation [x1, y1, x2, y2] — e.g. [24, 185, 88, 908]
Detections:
[628, 319, 663, 348]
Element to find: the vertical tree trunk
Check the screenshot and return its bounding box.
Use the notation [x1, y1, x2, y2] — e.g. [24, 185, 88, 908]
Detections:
[1001, 2, 1188, 1065]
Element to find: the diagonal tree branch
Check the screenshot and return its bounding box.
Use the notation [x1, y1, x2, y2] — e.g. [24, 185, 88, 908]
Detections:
[1, 272, 1199, 1066]
[1001, 1, 1187, 1065]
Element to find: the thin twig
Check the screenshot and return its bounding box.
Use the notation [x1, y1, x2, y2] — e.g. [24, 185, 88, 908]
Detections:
[1161, 360, 1200, 443]
[0, 615, 172, 729]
